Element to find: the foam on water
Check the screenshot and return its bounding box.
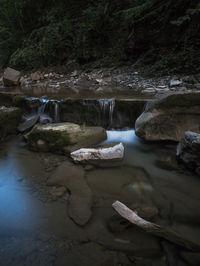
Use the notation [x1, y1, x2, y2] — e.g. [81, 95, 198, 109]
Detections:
[104, 129, 140, 144]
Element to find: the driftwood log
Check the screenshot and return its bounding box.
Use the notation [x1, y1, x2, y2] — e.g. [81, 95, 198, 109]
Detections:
[112, 201, 200, 252]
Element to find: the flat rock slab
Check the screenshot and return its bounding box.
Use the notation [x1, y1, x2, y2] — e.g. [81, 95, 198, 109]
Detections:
[47, 161, 93, 225]
[71, 142, 124, 162]
[3, 67, 21, 87]
[135, 92, 200, 141]
[27, 122, 107, 154]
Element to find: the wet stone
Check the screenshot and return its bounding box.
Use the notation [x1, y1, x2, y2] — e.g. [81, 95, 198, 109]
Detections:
[47, 161, 93, 225]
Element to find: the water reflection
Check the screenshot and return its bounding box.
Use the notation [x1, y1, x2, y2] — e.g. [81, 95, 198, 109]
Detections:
[0, 138, 35, 231]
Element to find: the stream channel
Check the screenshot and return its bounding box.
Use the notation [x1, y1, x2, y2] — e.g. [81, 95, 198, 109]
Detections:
[0, 92, 200, 266]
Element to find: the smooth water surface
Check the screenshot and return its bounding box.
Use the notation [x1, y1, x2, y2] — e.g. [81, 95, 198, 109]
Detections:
[0, 130, 200, 265]
[0, 138, 37, 233]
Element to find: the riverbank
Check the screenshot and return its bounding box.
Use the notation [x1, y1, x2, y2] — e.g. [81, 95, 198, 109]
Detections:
[1, 64, 200, 99]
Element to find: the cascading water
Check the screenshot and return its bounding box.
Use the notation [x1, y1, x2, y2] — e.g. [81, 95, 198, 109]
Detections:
[37, 98, 52, 124]
[38, 98, 48, 115]
[23, 97, 61, 126]
[98, 99, 115, 128]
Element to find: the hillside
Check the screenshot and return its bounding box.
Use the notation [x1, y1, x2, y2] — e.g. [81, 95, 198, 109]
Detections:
[0, 0, 199, 75]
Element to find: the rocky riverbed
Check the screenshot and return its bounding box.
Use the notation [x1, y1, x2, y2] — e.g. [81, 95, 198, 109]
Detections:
[0, 66, 200, 265]
[1, 64, 200, 98]
[0, 129, 200, 266]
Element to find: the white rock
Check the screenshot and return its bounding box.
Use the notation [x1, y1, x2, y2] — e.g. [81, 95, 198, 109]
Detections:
[158, 85, 167, 88]
[71, 143, 124, 162]
[170, 79, 182, 87]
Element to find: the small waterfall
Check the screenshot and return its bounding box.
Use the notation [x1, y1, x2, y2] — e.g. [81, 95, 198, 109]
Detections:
[37, 98, 49, 115]
[23, 98, 61, 125]
[37, 98, 53, 124]
[99, 99, 115, 128]
[37, 99, 60, 123]
[53, 102, 60, 123]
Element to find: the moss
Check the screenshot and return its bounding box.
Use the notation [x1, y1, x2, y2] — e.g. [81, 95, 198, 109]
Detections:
[0, 92, 25, 107]
[0, 92, 14, 106]
[28, 128, 71, 152]
[12, 95, 26, 107]
[0, 107, 21, 140]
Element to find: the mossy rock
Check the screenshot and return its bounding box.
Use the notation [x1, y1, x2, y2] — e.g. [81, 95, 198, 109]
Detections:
[27, 122, 107, 154]
[0, 92, 26, 107]
[0, 106, 21, 140]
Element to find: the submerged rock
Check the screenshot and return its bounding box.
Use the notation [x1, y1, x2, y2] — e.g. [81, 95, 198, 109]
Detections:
[71, 142, 124, 162]
[135, 92, 200, 141]
[27, 122, 106, 154]
[48, 161, 92, 225]
[50, 186, 67, 198]
[0, 106, 21, 140]
[177, 131, 200, 175]
[3, 67, 21, 87]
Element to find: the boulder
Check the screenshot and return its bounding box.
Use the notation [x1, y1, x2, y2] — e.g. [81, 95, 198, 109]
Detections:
[71, 142, 124, 162]
[169, 79, 182, 87]
[176, 131, 200, 175]
[27, 122, 107, 154]
[3, 67, 21, 87]
[0, 106, 21, 140]
[135, 92, 200, 141]
[31, 71, 42, 81]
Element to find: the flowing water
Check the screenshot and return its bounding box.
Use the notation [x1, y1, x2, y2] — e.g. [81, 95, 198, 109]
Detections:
[99, 99, 115, 127]
[23, 98, 61, 125]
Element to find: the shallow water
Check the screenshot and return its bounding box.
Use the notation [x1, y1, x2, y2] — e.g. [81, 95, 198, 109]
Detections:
[0, 130, 200, 265]
[89, 130, 200, 242]
[0, 138, 37, 232]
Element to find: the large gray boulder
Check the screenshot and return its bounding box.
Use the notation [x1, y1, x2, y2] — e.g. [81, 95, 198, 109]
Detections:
[135, 92, 200, 141]
[177, 131, 200, 175]
[27, 122, 107, 154]
[3, 67, 21, 87]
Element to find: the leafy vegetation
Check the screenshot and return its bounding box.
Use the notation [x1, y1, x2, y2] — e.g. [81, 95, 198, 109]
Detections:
[0, 0, 199, 74]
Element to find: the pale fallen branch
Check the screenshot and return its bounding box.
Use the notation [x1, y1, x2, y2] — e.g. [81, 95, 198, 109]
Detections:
[112, 201, 200, 252]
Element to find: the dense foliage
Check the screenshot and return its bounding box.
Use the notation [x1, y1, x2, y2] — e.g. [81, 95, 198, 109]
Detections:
[0, 0, 199, 74]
